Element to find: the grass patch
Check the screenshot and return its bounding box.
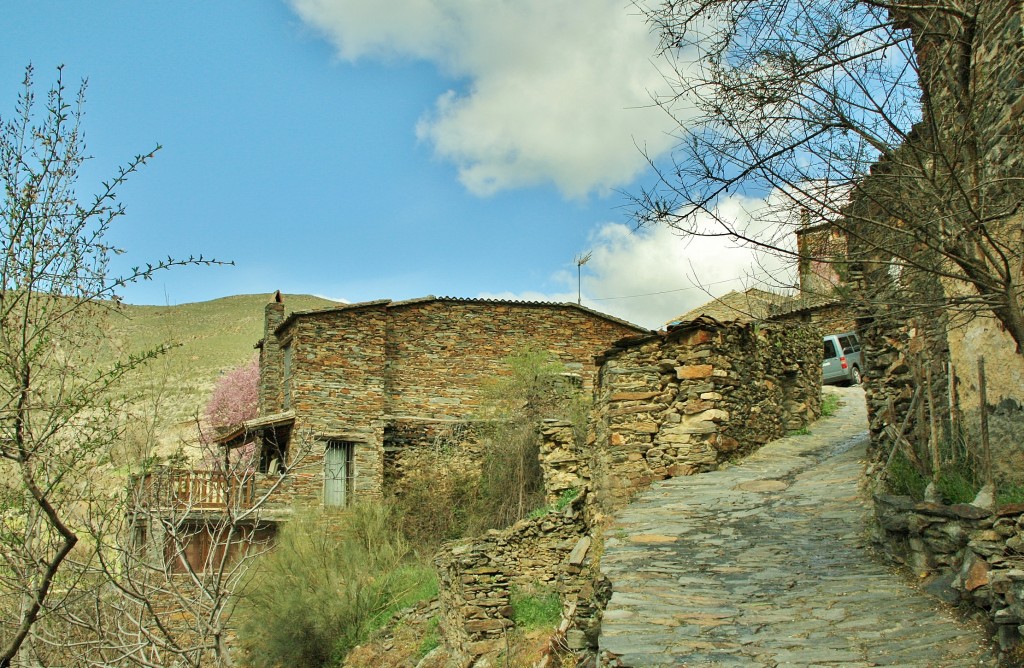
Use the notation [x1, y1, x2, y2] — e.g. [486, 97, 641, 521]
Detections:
[510, 586, 561, 630]
[789, 426, 811, 436]
[527, 488, 579, 520]
[416, 617, 441, 659]
[998, 484, 1024, 506]
[887, 450, 928, 500]
[820, 393, 841, 417]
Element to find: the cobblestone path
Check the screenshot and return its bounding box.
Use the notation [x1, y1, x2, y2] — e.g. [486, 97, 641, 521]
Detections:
[599, 387, 996, 667]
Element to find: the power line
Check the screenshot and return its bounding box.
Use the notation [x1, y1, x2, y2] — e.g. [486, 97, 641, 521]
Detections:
[588, 276, 744, 301]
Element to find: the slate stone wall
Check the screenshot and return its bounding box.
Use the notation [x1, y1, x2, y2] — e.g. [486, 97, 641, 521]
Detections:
[273, 303, 389, 505]
[874, 494, 1024, 661]
[854, 1, 1024, 474]
[591, 319, 822, 510]
[383, 299, 643, 419]
[435, 492, 595, 659]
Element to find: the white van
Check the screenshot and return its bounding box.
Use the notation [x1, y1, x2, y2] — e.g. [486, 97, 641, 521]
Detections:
[823, 332, 863, 385]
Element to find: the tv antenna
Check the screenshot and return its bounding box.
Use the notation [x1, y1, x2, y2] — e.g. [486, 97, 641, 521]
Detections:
[574, 251, 592, 305]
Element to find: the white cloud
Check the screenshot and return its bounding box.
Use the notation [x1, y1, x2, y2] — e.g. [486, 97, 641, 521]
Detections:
[313, 294, 352, 304]
[480, 194, 799, 329]
[290, 0, 687, 197]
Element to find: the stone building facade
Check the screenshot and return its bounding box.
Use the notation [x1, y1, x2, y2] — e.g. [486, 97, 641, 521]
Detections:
[244, 295, 646, 511]
[776, 2, 1024, 481]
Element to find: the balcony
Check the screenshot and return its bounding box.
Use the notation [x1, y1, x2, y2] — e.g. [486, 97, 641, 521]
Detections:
[140, 469, 257, 512]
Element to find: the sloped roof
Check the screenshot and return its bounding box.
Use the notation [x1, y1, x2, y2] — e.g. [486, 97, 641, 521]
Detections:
[275, 295, 648, 336]
[666, 288, 793, 327]
[215, 410, 295, 447]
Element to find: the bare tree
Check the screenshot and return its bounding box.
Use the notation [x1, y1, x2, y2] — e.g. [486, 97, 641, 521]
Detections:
[0, 65, 220, 666]
[80, 431, 308, 667]
[633, 0, 1024, 351]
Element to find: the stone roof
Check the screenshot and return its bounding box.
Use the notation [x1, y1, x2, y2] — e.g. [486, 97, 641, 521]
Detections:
[765, 293, 843, 320]
[666, 288, 793, 326]
[275, 295, 649, 336]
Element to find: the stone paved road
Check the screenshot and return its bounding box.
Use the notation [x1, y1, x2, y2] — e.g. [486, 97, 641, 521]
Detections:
[599, 387, 996, 667]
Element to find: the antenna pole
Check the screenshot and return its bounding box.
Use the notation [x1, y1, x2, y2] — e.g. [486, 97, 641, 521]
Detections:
[574, 251, 592, 305]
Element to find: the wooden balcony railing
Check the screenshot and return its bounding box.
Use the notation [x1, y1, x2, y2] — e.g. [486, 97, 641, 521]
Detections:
[140, 469, 257, 511]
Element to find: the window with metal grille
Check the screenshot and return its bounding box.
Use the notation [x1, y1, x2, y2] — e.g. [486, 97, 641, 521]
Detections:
[324, 440, 355, 507]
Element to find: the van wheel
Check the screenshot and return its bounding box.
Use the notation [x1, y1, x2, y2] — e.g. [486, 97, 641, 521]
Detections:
[851, 366, 862, 385]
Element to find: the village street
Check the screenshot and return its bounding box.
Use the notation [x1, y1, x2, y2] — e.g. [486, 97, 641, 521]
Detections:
[599, 387, 997, 667]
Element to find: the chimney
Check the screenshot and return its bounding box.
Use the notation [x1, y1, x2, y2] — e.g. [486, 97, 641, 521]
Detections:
[258, 292, 287, 415]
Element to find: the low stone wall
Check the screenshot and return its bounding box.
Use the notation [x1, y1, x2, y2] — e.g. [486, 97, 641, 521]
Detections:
[435, 493, 595, 657]
[874, 494, 1024, 659]
[592, 318, 821, 509]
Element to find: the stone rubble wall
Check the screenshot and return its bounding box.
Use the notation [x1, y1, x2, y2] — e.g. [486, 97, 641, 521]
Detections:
[855, 302, 950, 462]
[851, 0, 1024, 476]
[539, 420, 590, 507]
[435, 493, 594, 658]
[434, 421, 606, 660]
[591, 319, 822, 510]
[382, 419, 484, 491]
[874, 494, 1024, 658]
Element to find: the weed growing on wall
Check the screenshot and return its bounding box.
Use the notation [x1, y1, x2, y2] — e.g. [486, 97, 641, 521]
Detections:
[820, 393, 841, 418]
[510, 585, 562, 630]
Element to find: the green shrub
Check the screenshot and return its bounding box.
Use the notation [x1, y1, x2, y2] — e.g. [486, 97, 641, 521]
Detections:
[998, 484, 1024, 506]
[936, 464, 980, 505]
[820, 393, 840, 417]
[527, 488, 579, 520]
[887, 450, 928, 499]
[388, 444, 480, 552]
[235, 504, 437, 668]
[472, 421, 547, 532]
[510, 586, 561, 630]
[469, 348, 589, 533]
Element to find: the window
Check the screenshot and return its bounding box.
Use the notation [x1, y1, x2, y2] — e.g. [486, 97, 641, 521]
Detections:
[282, 341, 293, 409]
[324, 441, 355, 507]
[824, 340, 838, 359]
[258, 425, 291, 474]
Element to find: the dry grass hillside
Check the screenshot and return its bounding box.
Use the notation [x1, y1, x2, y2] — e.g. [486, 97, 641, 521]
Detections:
[101, 293, 339, 457]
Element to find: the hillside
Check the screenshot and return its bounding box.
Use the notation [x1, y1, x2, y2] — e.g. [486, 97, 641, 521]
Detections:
[101, 293, 340, 454]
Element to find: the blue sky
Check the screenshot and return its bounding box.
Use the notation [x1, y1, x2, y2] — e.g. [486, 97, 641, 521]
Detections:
[2, 1, 786, 328]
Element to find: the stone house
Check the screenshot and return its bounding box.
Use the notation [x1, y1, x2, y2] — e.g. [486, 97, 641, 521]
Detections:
[140, 295, 645, 571]
[214, 295, 647, 513]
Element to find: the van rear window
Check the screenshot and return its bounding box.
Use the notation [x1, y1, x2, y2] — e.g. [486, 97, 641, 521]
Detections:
[824, 340, 838, 358]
